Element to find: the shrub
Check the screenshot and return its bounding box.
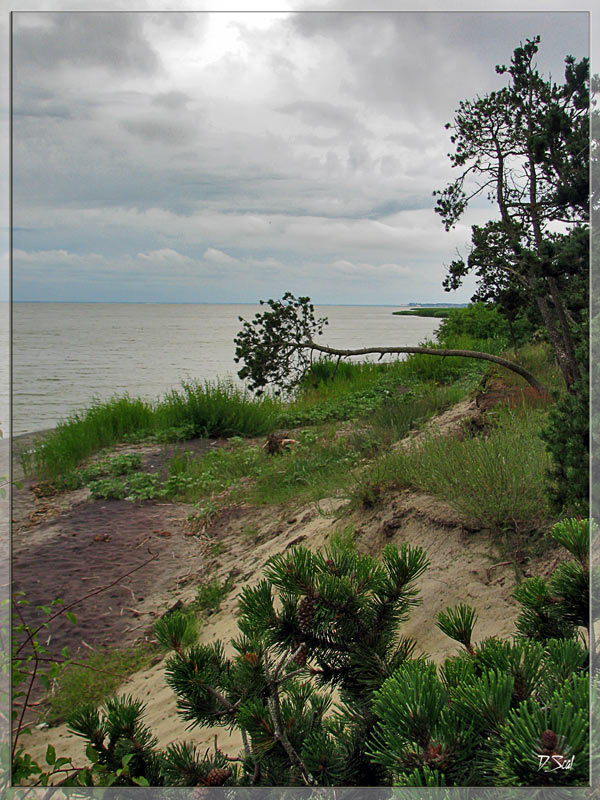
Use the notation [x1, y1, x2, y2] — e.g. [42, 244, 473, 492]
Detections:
[193, 576, 234, 615]
[369, 406, 551, 532]
[436, 302, 512, 344]
[62, 523, 589, 787]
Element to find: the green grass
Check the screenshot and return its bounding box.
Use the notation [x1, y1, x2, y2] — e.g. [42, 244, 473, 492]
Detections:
[20, 396, 155, 480]
[193, 575, 234, 614]
[153, 380, 280, 439]
[112, 383, 474, 509]
[349, 405, 552, 533]
[43, 643, 157, 726]
[21, 382, 281, 480]
[247, 432, 362, 505]
[366, 382, 468, 445]
[163, 439, 263, 502]
[162, 429, 363, 507]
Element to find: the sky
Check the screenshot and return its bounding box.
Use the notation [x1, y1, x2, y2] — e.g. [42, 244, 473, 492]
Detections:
[8, 7, 590, 305]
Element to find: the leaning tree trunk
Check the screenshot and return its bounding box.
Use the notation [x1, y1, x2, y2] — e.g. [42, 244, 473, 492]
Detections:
[305, 341, 548, 393]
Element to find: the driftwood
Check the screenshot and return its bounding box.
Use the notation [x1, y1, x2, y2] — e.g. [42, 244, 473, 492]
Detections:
[262, 433, 298, 455]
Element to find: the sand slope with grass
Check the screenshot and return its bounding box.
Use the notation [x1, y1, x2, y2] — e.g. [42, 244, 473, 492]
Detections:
[19, 392, 565, 773]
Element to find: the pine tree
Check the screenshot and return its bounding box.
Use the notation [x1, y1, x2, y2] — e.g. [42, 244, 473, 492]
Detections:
[66, 521, 589, 787]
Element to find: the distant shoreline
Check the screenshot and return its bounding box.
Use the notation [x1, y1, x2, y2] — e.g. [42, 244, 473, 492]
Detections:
[10, 301, 467, 308]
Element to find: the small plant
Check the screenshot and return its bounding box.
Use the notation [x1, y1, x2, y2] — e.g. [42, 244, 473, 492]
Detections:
[193, 575, 234, 615]
[43, 643, 157, 726]
[43, 452, 144, 494]
[513, 517, 590, 642]
[87, 471, 163, 502]
[154, 610, 199, 655]
[153, 423, 198, 443]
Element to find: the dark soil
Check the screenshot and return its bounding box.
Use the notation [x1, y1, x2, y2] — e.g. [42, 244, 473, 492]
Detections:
[10, 435, 241, 663]
[12, 497, 205, 662]
[11, 432, 274, 666]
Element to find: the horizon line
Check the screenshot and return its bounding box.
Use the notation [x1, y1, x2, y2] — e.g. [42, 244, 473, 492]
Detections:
[9, 300, 468, 307]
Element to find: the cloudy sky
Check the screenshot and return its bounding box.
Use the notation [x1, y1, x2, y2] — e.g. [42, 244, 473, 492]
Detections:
[10, 8, 589, 305]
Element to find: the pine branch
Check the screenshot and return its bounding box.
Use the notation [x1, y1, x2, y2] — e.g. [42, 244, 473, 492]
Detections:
[263, 651, 315, 785]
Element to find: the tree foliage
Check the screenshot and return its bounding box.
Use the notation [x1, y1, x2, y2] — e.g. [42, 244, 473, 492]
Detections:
[434, 36, 589, 391]
[233, 292, 328, 396]
[61, 520, 589, 788]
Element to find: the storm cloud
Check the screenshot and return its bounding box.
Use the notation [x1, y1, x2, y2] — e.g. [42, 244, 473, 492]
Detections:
[11, 9, 589, 304]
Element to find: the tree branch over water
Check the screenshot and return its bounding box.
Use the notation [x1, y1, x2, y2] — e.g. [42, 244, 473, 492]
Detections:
[234, 293, 548, 395]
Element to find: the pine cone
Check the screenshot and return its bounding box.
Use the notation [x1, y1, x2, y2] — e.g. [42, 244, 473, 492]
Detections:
[204, 767, 232, 786]
[297, 595, 319, 633]
[294, 644, 308, 666]
[540, 729, 558, 752]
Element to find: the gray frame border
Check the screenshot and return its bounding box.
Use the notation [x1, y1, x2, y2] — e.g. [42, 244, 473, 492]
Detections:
[1, 7, 595, 800]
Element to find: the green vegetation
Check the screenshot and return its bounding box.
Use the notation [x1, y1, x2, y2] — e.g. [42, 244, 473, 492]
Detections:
[42, 643, 157, 726]
[20, 309, 574, 527]
[391, 406, 551, 532]
[60, 519, 589, 788]
[193, 575, 235, 615]
[20, 396, 154, 480]
[392, 307, 453, 317]
[434, 37, 587, 393]
[541, 378, 589, 515]
[21, 381, 280, 480]
[436, 302, 532, 348]
[153, 610, 199, 654]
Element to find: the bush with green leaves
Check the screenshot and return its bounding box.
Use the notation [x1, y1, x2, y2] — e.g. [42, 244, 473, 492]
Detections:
[435, 302, 535, 352]
[11, 595, 113, 788]
[63, 520, 589, 788]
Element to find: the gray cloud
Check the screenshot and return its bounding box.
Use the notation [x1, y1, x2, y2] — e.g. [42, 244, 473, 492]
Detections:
[120, 116, 194, 145]
[11, 10, 589, 305]
[276, 100, 366, 133]
[13, 12, 161, 75]
[152, 91, 191, 110]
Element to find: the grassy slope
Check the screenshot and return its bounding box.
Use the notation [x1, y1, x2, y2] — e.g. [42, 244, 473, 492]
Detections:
[20, 334, 570, 736]
[21, 334, 564, 531]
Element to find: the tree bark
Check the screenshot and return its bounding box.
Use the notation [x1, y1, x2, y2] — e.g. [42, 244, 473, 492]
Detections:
[547, 275, 581, 385]
[305, 341, 548, 393]
[534, 294, 575, 390]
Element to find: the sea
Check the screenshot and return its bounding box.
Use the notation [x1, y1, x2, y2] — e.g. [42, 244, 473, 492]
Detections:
[10, 303, 444, 437]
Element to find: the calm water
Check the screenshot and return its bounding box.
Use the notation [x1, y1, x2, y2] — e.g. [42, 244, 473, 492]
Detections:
[11, 303, 443, 436]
